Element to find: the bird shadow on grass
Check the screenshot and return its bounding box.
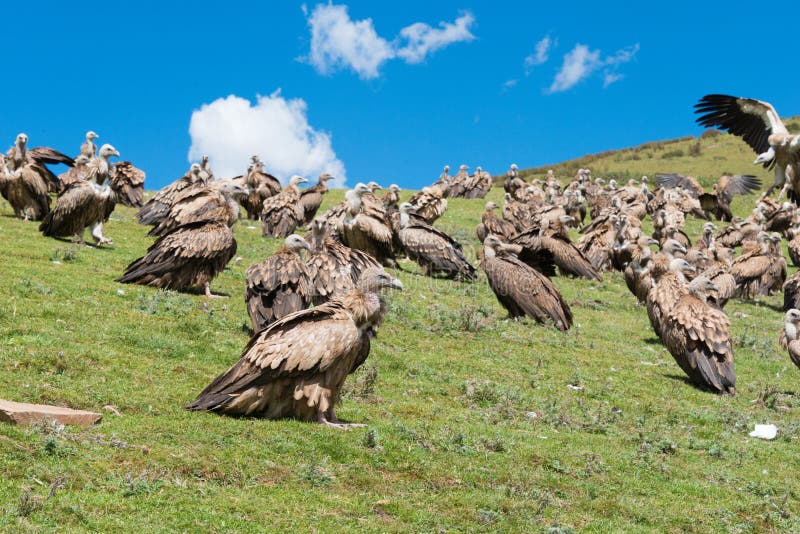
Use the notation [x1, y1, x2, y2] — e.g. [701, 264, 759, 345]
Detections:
[643, 337, 663, 345]
[661, 373, 719, 394]
[735, 299, 784, 313]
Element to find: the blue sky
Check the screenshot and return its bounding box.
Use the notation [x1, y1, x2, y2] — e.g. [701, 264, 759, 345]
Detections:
[3, 1, 799, 190]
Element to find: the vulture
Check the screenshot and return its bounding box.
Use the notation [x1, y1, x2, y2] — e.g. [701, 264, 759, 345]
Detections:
[783, 309, 800, 369]
[783, 271, 800, 312]
[444, 165, 469, 198]
[480, 235, 572, 331]
[476, 201, 516, 242]
[39, 180, 116, 245]
[577, 215, 619, 271]
[306, 217, 382, 305]
[299, 173, 333, 224]
[84, 144, 120, 185]
[407, 186, 447, 223]
[789, 230, 800, 267]
[381, 184, 401, 211]
[110, 161, 146, 208]
[6, 133, 74, 193]
[342, 184, 395, 267]
[396, 203, 476, 279]
[662, 276, 735, 394]
[246, 235, 313, 334]
[503, 164, 526, 197]
[117, 220, 237, 297]
[261, 175, 307, 238]
[646, 257, 695, 339]
[137, 164, 206, 226]
[655, 173, 762, 221]
[511, 218, 602, 280]
[464, 166, 492, 199]
[148, 179, 248, 237]
[695, 94, 799, 200]
[239, 159, 281, 219]
[79, 131, 99, 159]
[730, 232, 786, 298]
[58, 155, 90, 191]
[199, 155, 214, 182]
[0, 154, 50, 220]
[185, 268, 403, 427]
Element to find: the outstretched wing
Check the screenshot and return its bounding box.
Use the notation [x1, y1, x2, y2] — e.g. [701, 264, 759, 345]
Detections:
[716, 174, 762, 204]
[695, 94, 788, 155]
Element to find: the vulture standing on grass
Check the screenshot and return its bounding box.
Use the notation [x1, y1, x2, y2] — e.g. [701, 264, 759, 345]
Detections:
[0, 154, 50, 220]
[730, 232, 786, 298]
[695, 94, 799, 200]
[655, 173, 762, 221]
[6, 133, 74, 193]
[39, 179, 116, 245]
[511, 217, 602, 281]
[342, 183, 395, 266]
[646, 257, 695, 339]
[480, 235, 572, 331]
[476, 201, 516, 242]
[117, 219, 237, 297]
[464, 166, 492, 199]
[148, 179, 248, 237]
[397, 203, 476, 279]
[782, 309, 800, 369]
[186, 268, 403, 427]
[79, 131, 99, 159]
[662, 276, 735, 394]
[261, 175, 307, 238]
[407, 186, 447, 223]
[246, 234, 313, 334]
[306, 218, 382, 305]
[299, 173, 333, 224]
[239, 158, 282, 219]
[110, 161, 146, 207]
[137, 164, 206, 226]
[783, 272, 800, 311]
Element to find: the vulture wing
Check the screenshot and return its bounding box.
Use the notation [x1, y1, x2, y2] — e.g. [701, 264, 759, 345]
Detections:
[716, 174, 761, 204]
[654, 173, 705, 197]
[28, 147, 74, 167]
[111, 161, 146, 207]
[39, 181, 94, 237]
[695, 94, 788, 158]
[246, 252, 312, 333]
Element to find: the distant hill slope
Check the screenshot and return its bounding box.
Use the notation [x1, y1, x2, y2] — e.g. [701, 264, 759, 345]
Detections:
[513, 117, 800, 190]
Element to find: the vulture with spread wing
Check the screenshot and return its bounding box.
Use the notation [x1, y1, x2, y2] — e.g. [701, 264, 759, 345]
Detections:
[511, 217, 602, 280]
[39, 180, 116, 245]
[186, 268, 402, 427]
[662, 276, 735, 394]
[261, 175, 307, 238]
[6, 133, 74, 193]
[480, 235, 572, 331]
[655, 173, 761, 221]
[246, 235, 313, 334]
[695, 94, 798, 200]
[0, 154, 51, 220]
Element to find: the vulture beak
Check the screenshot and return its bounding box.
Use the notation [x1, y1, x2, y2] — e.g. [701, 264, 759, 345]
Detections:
[299, 177, 308, 183]
[302, 240, 312, 251]
[390, 278, 404, 290]
[647, 238, 659, 246]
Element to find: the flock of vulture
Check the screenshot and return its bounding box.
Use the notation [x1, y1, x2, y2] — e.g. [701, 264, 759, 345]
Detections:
[3, 94, 800, 427]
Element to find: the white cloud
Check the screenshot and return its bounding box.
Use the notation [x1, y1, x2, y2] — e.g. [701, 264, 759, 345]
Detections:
[396, 13, 475, 63]
[548, 42, 639, 93]
[524, 35, 551, 74]
[187, 91, 346, 187]
[305, 4, 475, 79]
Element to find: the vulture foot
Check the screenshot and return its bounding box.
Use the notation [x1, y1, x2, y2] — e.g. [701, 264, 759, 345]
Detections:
[204, 283, 228, 299]
[318, 411, 365, 429]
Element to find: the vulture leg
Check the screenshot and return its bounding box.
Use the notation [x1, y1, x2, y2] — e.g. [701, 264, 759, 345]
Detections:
[327, 407, 365, 427]
[317, 409, 364, 429]
[204, 282, 228, 299]
[90, 222, 112, 245]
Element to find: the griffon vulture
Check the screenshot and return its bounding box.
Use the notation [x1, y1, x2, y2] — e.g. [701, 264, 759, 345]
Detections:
[79, 131, 99, 159]
[6, 133, 74, 193]
[407, 186, 447, 223]
[58, 155, 90, 191]
[381, 184, 401, 211]
[110, 161, 146, 208]
[148, 179, 248, 237]
[783, 309, 800, 369]
[480, 235, 572, 331]
[476, 201, 516, 242]
[261, 175, 307, 238]
[342, 183, 395, 267]
[185, 268, 402, 427]
[239, 158, 281, 219]
[0, 154, 50, 220]
[646, 257, 695, 339]
[695, 94, 798, 200]
[655, 173, 761, 221]
[39, 180, 115, 245]
[299, 173, 333, 224]
[246, 234, 313, 334]
[511, 218, 602, 280]
[137, 163, 206, 226]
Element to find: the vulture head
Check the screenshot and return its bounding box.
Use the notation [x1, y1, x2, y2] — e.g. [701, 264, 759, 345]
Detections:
[188, 163, 202, 181]
[318, 173, 334, 183]
[669, 257, 696, 277]
[357, 267, 403, 293]
[459, 165, 468, 171]
[485, 201, 499, 211]
[98, 144, 120, 160]
[250, 155, 260, 164]
[284, 234, 312, 253]
[388, 184, 400, 192]
[352, 183, 371, 196]
[444, 165, 450, 172]
[86, 131, 99, 141]
[366, 181, 382, 192]
[74, 155, 90, 167]
[784, 310, 800, 341]
[214, 179, 249, 201]
[754, 146, 776, 165]
[398, 202, 416, 219]
[686, 275, 717, 300]
[288, 175, 308, 187]
[311, 217, 329, 238]
[703, 222, 717, 234]
[661, 239, 687, 258]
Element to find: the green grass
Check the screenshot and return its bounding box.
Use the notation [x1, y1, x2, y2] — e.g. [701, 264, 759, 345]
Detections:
[1, 186, 799, 532]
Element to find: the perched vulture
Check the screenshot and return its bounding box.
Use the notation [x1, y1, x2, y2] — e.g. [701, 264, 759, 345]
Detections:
[116, 220, 237, 297]
[397, 203, 476, 279]
[39, 180, 116, 245]
[0, 154, 50, 220]
[137, 164, 206, 226]
[655, 173, 761, 221]
[783, 309, 800, 369]
[783, 271, 800, 312]
[695, 94, 799, 200]
[381, 184, 401, 211]
[148, 179, 247, 237]
[342, 184, 395, 267]
[480, 235, 572, 331]
[239, 159, 281, 219]
[299, 173, 333, 224]
[79, 131, 99, 159]
[185, 268, 403, 426]
[261, 175, 307, 238]
[476, 201, 516, 242]
[110, 161, 146, 208]
[6, 133, 74, 193]
[511, 219, 602, 280]
[662, 276, 735, 394]
[306, 217, 382, 305]
[246, 235, 313, 334]
[58, 155, 90, 191]
[407, 186, 447, 223]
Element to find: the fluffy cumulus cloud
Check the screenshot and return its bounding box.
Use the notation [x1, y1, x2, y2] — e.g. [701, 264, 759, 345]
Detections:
[524, 35, 552, 74]
[548, 42, 639, 93]
[305, 4, 475, 79]
[187, 91, 346, 187]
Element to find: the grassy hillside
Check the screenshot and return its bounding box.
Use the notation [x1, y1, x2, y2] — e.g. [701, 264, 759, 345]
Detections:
[1, 185, 799, 532]
[515, 118, 800, 189]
